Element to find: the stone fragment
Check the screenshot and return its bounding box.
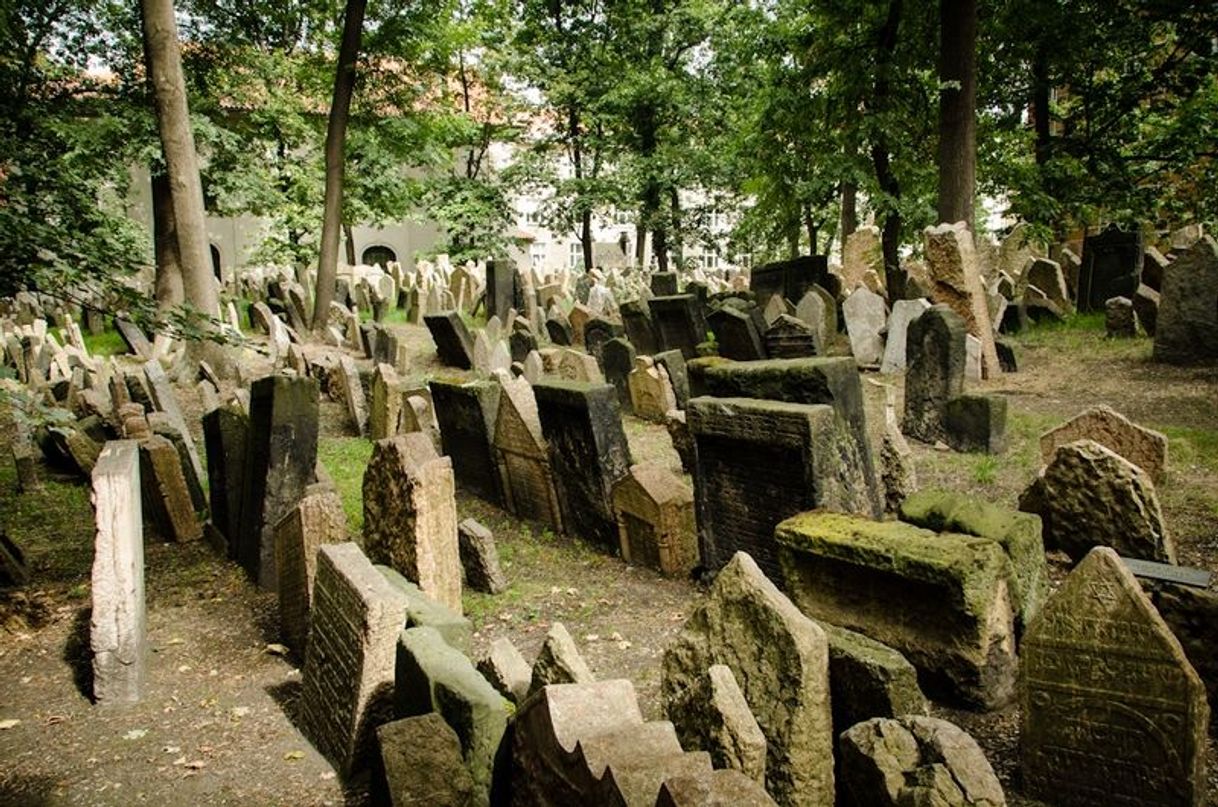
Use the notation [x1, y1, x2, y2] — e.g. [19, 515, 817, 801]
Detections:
[661, 552, 833, 806]
[666, 664, 767, 785]
[1105, 295, 1136, 337]
[842, 287, 887, 366]
[375, 714, 476, 807]
[612, 463, 697, 578]
[457, 518, 507, 595]
[1154, 235, 1218, 364]
[924, 222, 1001, 377]
[1133, 282, 1160, 335]
[90, 441, 146, 703]
[1020, 439, 1174, 563]
[822, 623, 927, 738]
[879, 298, 931, 374]
[362, 434, 462, 613]
[395, 626, 509, 805]
[274, 484, 347, 655]
[902, 305, 965, 444]
[1039, 404, 1168, 485]
[943, 393, 1007, 454]
[12, 440, 41, 493]
[655, 770, 777, 807]
[777, 512, 1016, 709]
[529, 622, 595, 694]
[839, 716, 1006, 807]
[1022, 547, 1208, 807]
[299, 543, 409, 775]
[477, 636, 531, 705]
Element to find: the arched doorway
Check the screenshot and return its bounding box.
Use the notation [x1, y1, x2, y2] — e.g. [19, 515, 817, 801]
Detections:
[209, 244, 222, 280]
[361, 245, 397, 268]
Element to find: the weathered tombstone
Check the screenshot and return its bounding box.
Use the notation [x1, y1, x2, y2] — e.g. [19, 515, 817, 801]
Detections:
[821, 623, 928, 739]
[1153, 235, 1218, 364]
[139, 434, 203, 542]
[143, 360, 203, 480]
[842, 287, 887, 367]
[1022, 546, 1208, 807]
[428, 379, 501, 506]
[1039, 404, 1168, 485]
[796, 286, 833, 345]
[334, 355, 368, 436]
[612, 463, 697, 578]
[567, 303, 593, 346]
[529, 622, 595, 693]
[764, 314, 819, 359]
[1106, 295, 1136, 337]
[533, 380, 633, 550]
[707, 307, 766, 361]
[115, 319, 154, 361]
[369, 363, 404, 442]
[1020, 439, 1174, 564]
[902, 305, 966, 444]
[600, 337, 636, 410]
[748, 255, 829, 309]
[648, 295, 705, 359]
[544, 309, 573, 346]
[1025, 257, 1072, 313]
[662, 552, 833, 805]
[477, 637, 531, 706]
[620, 300, 659, 355]
[362, 434, 462, 613]
[424, 311, 475, 370]
[943, 393, 1008, 454]
[509, 328, 538, 364]
[666, 664, 767, 785]
[299, 543, 409, 776]
[879, 298, 931, 375]
[485, 258, 518, 320]
[90, 441, 146, 703]
[457, 518, 507, 595]
[374, 714, 476, 807]
[653, 349, 690, 410]
[1079, 225, 1144, 312]
[627, 355, 678, 422]
[238, 375, 320, 590]
[1133, 283, 1160, 335]
[582, 317, 621, 367]
[777, 511, 1018, 709]
[651, 271, 679, 296]
[924, 222, 1001, 378]
[492, 378, 563, 531]
[274, 484, 347, 655]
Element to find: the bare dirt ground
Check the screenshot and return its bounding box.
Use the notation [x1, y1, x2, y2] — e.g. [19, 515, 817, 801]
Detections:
[1, 316, 1215, 806]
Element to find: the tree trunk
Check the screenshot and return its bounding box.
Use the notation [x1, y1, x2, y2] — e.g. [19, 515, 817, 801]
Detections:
[151, 170, 184, 312]
[343, 222, 356, 266]
[669, 187, 684, 269]
[635, 218, 647, 268]
[840, 182, 857, 242]
[312, 0, 366, 331]
[872, 0, 907, 300]
[935, 0, 977, 229]
[1032, 41, 1051, 166]
[141, 0, 229, 369]
[804, 206, 819, 255]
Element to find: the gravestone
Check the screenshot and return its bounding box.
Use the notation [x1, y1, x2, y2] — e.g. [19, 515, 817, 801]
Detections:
[688, 396, 867, 579]
[651, 271, 679, 297]
[509, 328, 538, 364]
[648, 295, 705, 359]
[708, 307, 766, 361]
[1080, 225, 1144, 312]
[1040, 404, 1168, 485]
[902, 305, 966, 444]
[336, 355, 368, 436]
[600, 337, 636, 410]
[485, 258, 518, 320]
[654, 350, 690, 409]
[424, 311, 475, 370]
[1022, 546, 1208, 807]
[842, 226, 884, 291]
[842, 287, 887, 367]
[665, 664, 766, 785]
[924, 222, 1001, 378]
[628, 355, 678, 422]
[533, 381, 633, 550]
[943, 393, 1007, 454]
[567, 303, 593, 346]
[582, 317, 622, 367]
[90, 441, 146, 703]
[115, 319, 154, 361]
[375, 714, 476, 807]
[764, 314, 819, 359]
[796, 286, 833, 348]
[493, 378, 563, 530]
[544, 309, 573, 346]
[749, 255, 829, 308]
[1153, 235, 1218, 364]
[274, 484, 347, 655]
[879, 298, 931, 375]
[299, 543, 409, 776]
[1106, 296, 1136, 337]
[239, 375, 320, 590]
[612, 463, 697, 578]
[428, 379, 501, 505]
[457, 518, 507, 595]
[620, 300, 659, 355]
[1025, 257, 1072, 313]
[362, 434, 462, 613]
[143, 360, 203, 480]
[140, 435, 202, 543]
[1134, 283, 1160, 335]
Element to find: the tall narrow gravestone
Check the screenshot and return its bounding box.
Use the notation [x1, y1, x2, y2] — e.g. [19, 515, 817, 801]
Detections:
[202, 400, 248, 556]
[428, 379, 502, 506]
[902, 305, 966, 444]
[90, 441, 146, 703]
[239, 375, 320, 590]
[486, 258, 519, 320]
[648, 295, 705, 359]
[1022, 546, 1208, 807]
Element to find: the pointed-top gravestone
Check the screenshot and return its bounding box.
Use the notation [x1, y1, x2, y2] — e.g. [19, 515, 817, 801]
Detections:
[1022, 546, 1208, 807]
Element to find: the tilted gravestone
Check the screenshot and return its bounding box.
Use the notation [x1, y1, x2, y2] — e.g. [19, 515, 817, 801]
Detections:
[274, 483, 347, 656]
[620, 300, 659, 355]
[493, 378, 563, 531]
[1022, 546, 1208, 807]
[708, 306, 766, 361]
[423, 311, 475, 370]
[842, 287, 887, 367]
[90, 441, 146, 703]
[648, 295, 706, 360]
[651, 271, 679, 297]
[924, 222, 1001, 378]
[486, 258, 519, 320]
[1079, 225, 1144, 312]
[654, 349, 690, 410]
[583, 317, 623, 368]
[238, 375, 319, 590]
[764, 314, 819, 359]
[533, 380, 633, 550]
[1153, 235, 1218, 365]
[748, 255, 830, 309]
[902, 305, 966, 444]
[1039, 404, 1169, 485]
[600, 337, 636, 411]
[879, 298, 931, 375]
[428, 379, 501, 506]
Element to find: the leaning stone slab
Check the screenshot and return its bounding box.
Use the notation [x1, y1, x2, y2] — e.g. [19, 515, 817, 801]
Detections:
[363, 434, 462, 613]
[299, 543, 409, 775]
[665, 664, 767, 786]
[375, 713, 476, 807]
[1022, 546, 1208, 807]
[457, 518, 507, 595]
[776, 511, 1017, 709]
[924, 222, 1001, 378]
[529, 622, 595, 695]
[139, 435, 203, 542]
[1020, 438, 1174, 564]
[840, 716, 1006, 807]
[424, 311, 476, 370]
[273, 484, 347, 655]
[661, 552, 833, 806]
[879, 298, 931, 374]
[336, 355, 369, 436]
[202, 401, 248, 556]
[143, 360, 202, 480]
[377, 565, 472, 654]
[899, 489, 1047, 632]
[821, 623, 927, 739]
[395, 626, 509, 806]
[477, 636, 531, 706]
[1039, 404, 1168, 485]
[90, 441, 146, 703]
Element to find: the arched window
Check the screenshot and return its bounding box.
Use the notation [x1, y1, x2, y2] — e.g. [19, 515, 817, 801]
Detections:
[209, 244, 222, 280]
[361, 245, 397, 268]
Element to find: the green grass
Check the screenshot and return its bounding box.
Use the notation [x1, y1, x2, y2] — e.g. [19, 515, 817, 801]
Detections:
[317, 436, 373, 533]
[1008, 311, 1151, 359]
[0, 457, 94, 590]
[73, 327, 128, 358]
[972, 455, 999, 485]
[1159, 425, 1218, 475]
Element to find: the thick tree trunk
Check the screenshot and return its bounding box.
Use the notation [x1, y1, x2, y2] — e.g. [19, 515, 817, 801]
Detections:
[312, 0, 366, 331]
[935, 0, 977, 229]
[151, 170, 184, 312]
[1032, 42, 1051, 167]
[872, 0, 907, 300]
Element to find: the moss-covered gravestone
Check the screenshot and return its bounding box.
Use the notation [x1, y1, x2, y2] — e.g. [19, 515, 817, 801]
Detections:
[1022, 546, 1208, 806]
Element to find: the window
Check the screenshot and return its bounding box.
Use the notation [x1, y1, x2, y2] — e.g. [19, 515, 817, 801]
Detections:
[709, 209, 725, 230]
[700, 253, 720, 270]
[569, 241, 582, 269]
[523, 210, 542, 227]
[613, 208, 632, 226]
[361, 245, 397, 268]
[530, 244, 547, 270]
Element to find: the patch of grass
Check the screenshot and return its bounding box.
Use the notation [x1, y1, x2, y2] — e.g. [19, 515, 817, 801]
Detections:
[1008, 311, 1151, 360]
[317, 436, 373, 533]
[77, 327, 127, 358]
[0, 461, 94, 586]
[972, 455, 999, 485]
[1160, 425, 1218, 474]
